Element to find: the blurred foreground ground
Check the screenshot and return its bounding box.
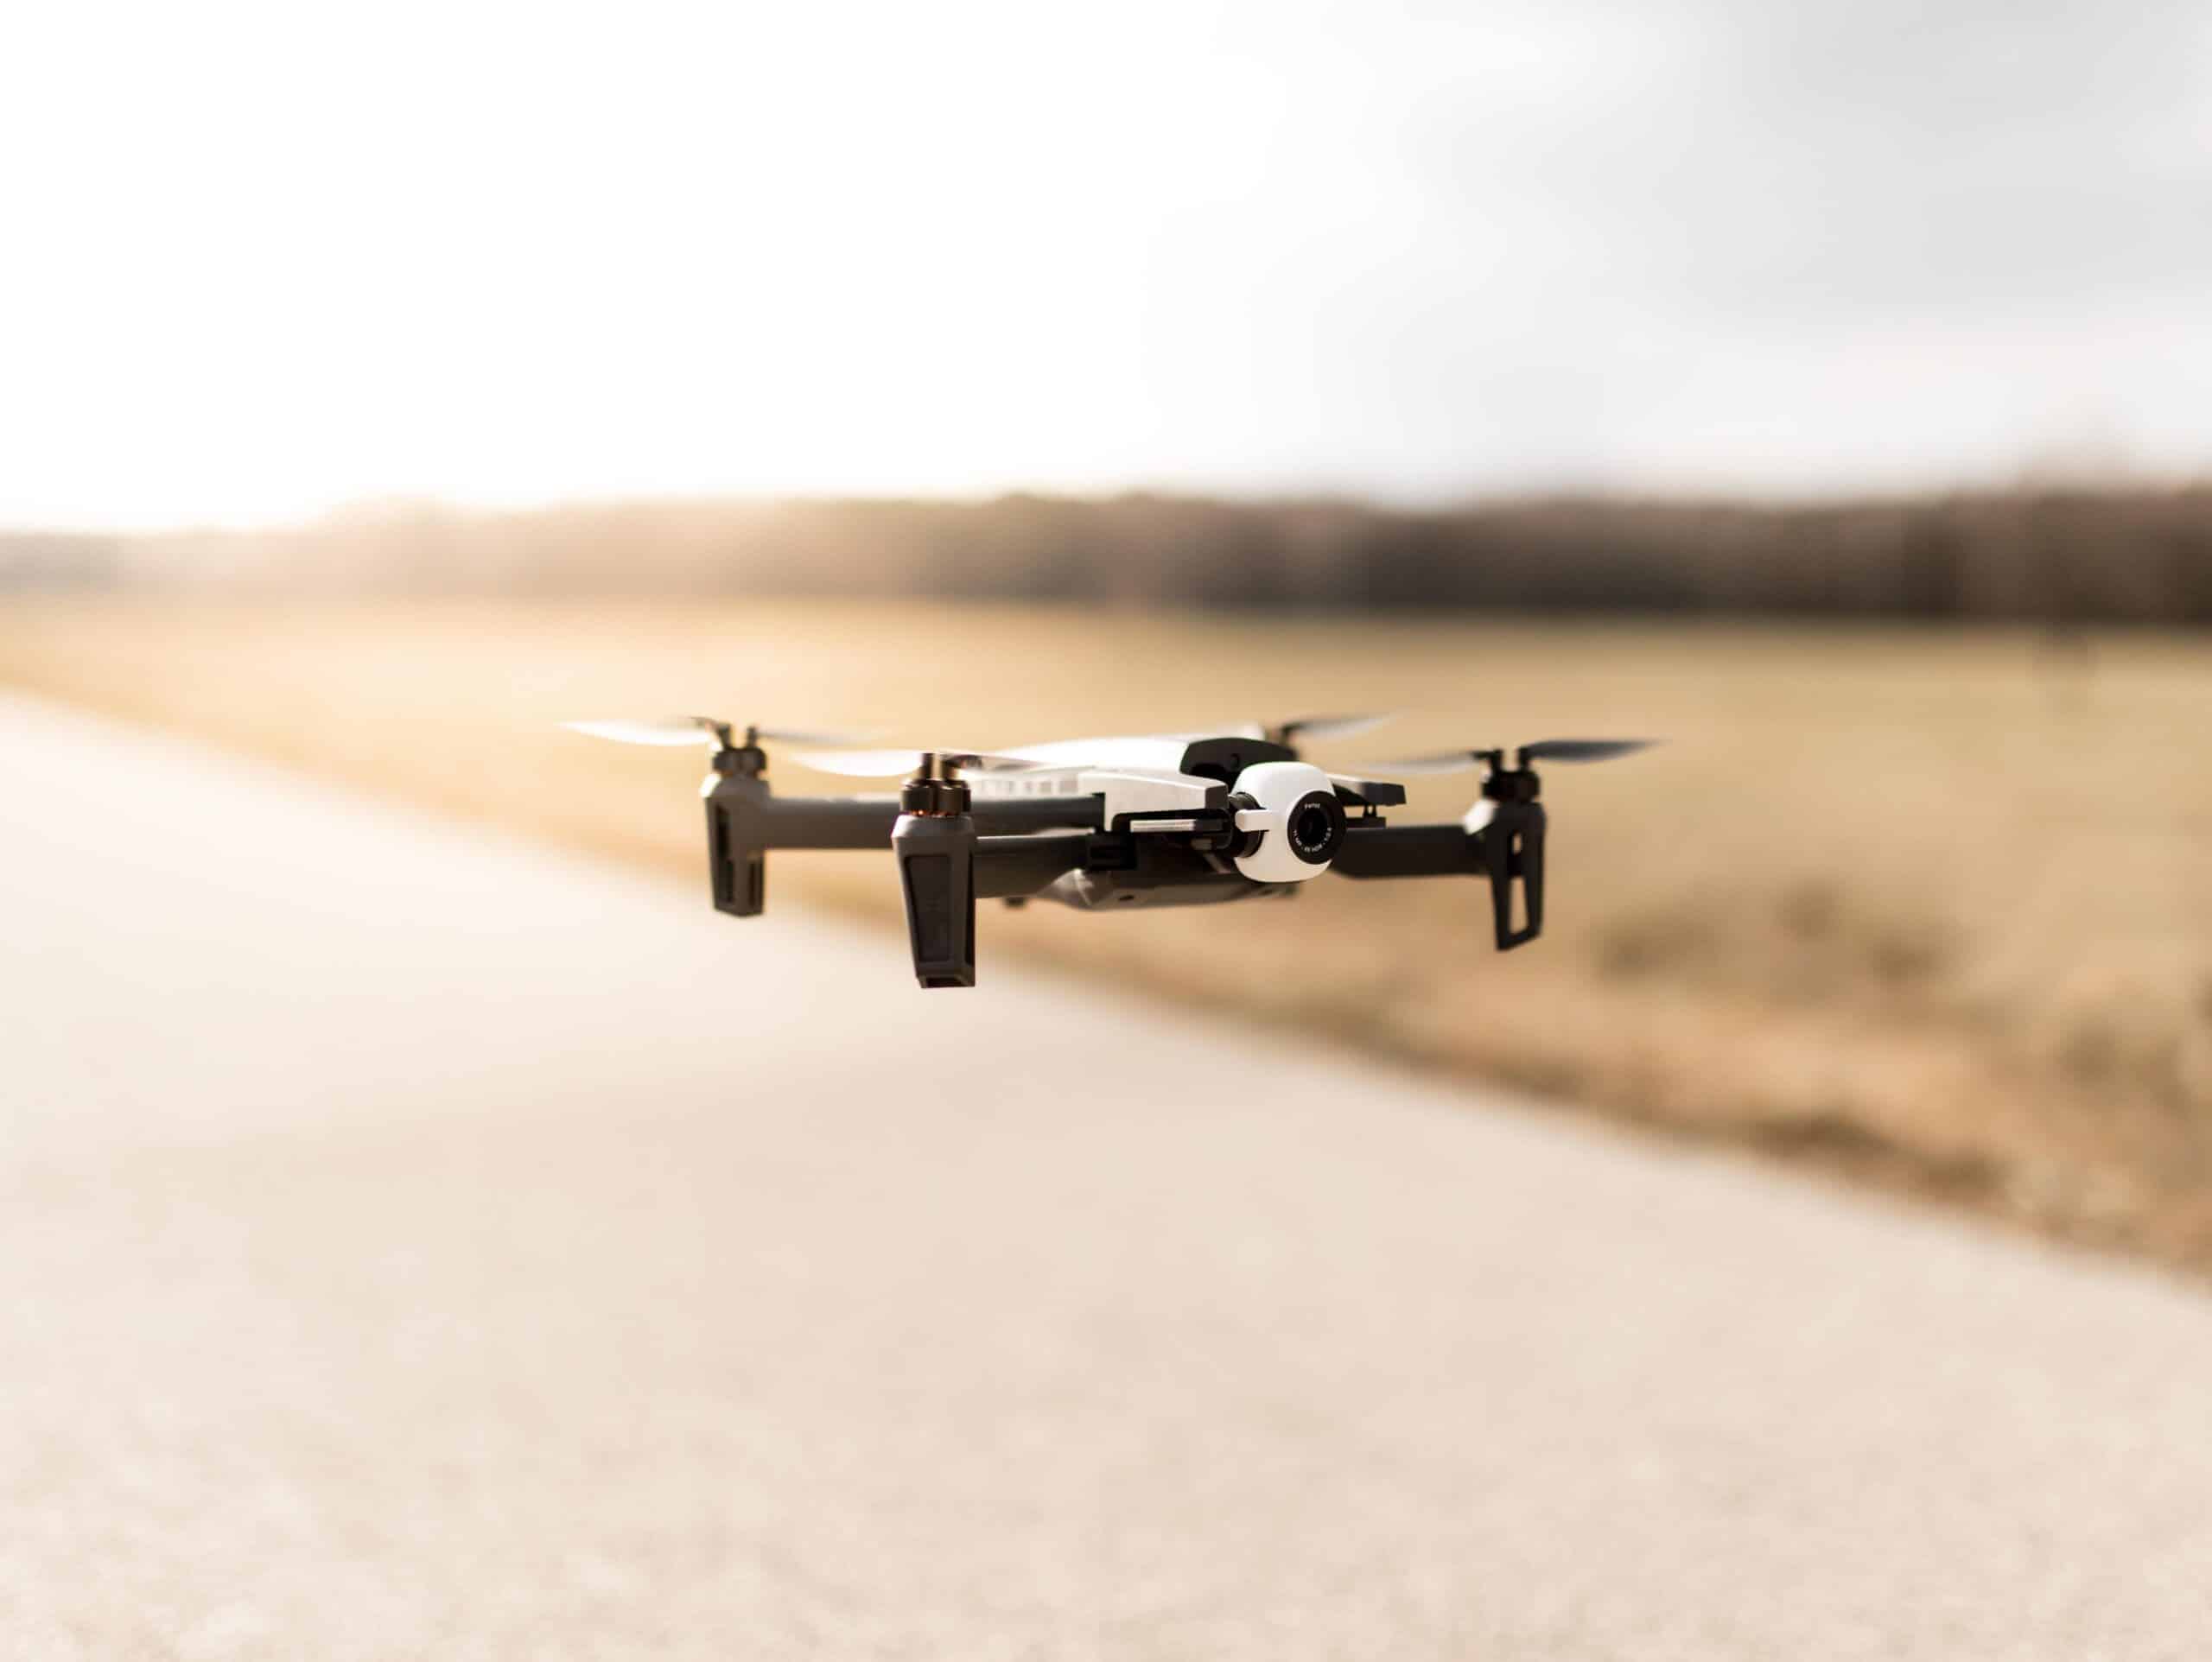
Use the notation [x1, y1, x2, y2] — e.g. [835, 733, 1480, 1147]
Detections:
[5, 596, 2211, 1266]
[8, 693, 2212, 1659]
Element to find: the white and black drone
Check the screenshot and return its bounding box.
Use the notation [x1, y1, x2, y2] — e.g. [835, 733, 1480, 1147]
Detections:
[566, 715, 1652, 987]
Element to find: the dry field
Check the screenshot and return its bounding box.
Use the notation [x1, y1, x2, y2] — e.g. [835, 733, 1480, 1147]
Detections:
[8, 595, 2212, 1266]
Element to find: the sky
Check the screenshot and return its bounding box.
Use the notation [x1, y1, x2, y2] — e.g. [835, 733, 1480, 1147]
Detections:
[4, 0, 2210, 529]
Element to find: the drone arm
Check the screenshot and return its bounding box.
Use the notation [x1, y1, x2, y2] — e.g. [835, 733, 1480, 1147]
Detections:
[707, 775, 1101, 920]
[753, 795, 903, 847]
[972, 832, 1094, 899]
[705, 784, 896, 916]
[1332, 811, 1547, 950]
[1329, 823, 1484, 879]
[729, 790, 1096, 845]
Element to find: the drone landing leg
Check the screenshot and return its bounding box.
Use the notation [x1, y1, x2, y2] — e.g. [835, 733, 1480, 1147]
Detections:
[893, 810, 977, 988]
[707, 776, 769, 917]
[1483, 802, 1547, 949]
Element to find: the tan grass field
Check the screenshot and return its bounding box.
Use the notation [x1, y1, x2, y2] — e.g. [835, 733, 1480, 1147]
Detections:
[8, 595, 2212, 1266]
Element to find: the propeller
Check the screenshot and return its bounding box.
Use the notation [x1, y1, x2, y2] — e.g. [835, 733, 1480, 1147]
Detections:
[1521, 738, 1658, 764]
[564, 716, 874, 750]
[1370, 738, 1659, 774]
[793, 746, 1052, 778]
[1268, 712, 1395, 746]
[563, 715, 729, 747]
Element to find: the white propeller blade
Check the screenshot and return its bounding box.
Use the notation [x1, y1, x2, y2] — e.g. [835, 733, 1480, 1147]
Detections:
[748, 725, 883, 747]
[1368, 738, 1661, 774]
[793, 747, 1048, 777]
[563, 718, 878, 748]
[563, 717, 724, 747]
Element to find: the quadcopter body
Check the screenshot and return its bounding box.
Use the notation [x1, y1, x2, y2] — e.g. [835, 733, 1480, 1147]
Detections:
[566, 715, 1650, 988]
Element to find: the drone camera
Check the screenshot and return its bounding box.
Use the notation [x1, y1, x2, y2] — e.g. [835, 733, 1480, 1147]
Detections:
[1230, 762, 1345, 882]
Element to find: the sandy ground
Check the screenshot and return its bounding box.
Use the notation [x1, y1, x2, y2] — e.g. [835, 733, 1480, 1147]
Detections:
[3, 692, 2210, 1659]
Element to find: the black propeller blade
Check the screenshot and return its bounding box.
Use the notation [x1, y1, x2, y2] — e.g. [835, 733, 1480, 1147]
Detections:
[1518, 738, 1659, 764]
[1364, 749, 1494, 777]
[1271, 713, 1395, 746]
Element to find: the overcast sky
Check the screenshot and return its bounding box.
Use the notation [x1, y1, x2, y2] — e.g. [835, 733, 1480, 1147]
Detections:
[5, 0, 2209, 527]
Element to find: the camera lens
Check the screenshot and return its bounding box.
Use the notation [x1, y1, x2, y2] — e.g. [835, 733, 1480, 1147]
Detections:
[1286, 791, 1344, 863]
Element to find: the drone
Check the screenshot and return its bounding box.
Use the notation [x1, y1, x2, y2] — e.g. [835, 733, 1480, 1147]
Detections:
[566, 714, 1653, 988]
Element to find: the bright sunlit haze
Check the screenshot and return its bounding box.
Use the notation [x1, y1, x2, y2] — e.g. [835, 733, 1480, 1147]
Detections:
[7, 0, 2210, 529]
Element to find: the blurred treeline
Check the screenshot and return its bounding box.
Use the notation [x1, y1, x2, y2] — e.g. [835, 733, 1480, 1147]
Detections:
[12, 485, 2212, 621]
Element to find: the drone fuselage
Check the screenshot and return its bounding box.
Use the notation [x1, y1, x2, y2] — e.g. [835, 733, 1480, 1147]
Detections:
[683, 728, 1541, 987]
[974, 733, 1353, 884]
[568, 714, 1656, 986]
